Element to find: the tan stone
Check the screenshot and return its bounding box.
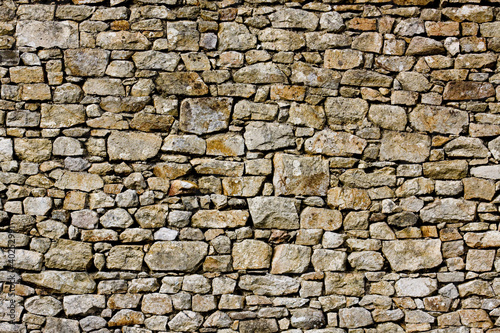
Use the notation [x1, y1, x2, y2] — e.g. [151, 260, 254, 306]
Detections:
[382, 239, 442, 271]
[179, 97, 232, 135]
[144, 241, 208, 272]
[463, 177, 495, 200]
[206, 133, 244, 156]
[324, 49, 363, 70]
[40, 104, 86, 128]
[222, 177, 265, 197]
[327, 187, 371, 211]
[443, 81, 495, 100]
[232, 240, 272, 270]
[271, 244, 311, 274]
[191, 210, 248, 229]
[304, 129, 367, 156]
[380, 131, 431, 163]
[300, 207, 342, 231]
[156, 72, 208, 96]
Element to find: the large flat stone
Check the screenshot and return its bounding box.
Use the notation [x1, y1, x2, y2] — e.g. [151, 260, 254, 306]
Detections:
[379, 131, 430, 163]
[248, 196, 299, 229]
[410, 105, 468, 135]
[191, 210, 249, 229]
[156, 72, 208, 96]
[64, 49, 110, 77]
[304, 129, 367, 156]
[16, 21, 78, 48]
[382, 239, 442, 271]
[239, 274, 300, 296]
[443, 81, 495, 100]
[40, 104, 85, 128]
[55, 171, 104, 192]
[420, 198, 476, 223]
[21, 271, 95, 294]
[244, 122, 295, 151]
[144, 241, 208, 272]
[179, 97, 232, 135]
[107, 131, 162, 161]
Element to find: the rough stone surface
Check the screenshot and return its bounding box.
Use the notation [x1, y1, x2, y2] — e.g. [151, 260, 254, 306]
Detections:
[382, 239, 443, 271]
[107, 131, 161, 161]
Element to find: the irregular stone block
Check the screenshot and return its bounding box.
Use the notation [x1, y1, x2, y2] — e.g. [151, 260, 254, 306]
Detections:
[232, 239, 272, 270]
[55, 171, 103, 192]
[420, 198, 476, 223]
[64, 49, 110, 76]
[311, 249, 347, 272]
[244, 122, 295, 151]
[239, 274, 300, 296]
[234, 62, 287, 84]
[144, 241, 208, 272]
[14, 138, 52, 163]
[443, 81, 495, 100]
[271, 244, 311, 274]
[380, 131, 430, 163]
[395, 278, 437, 297]
[300, 207, 342, 231]
[40, 104, 85, 128]
[21, 271, 95, 294]
[45, 239, 93, 270]
[179, 97, 231, 134]
[16, 21, 78, 48]
[107, 131, 161, 161]
[218, 22, 256, 51]
[96, 31, 150, 50]
[325, 97, 368, 125]
[156, 72, 208, 96]
[382, 239, 442, 271]
[248, 196, 299, 229]
[305, 129, 367, 156]
[132, 50, 180, 70]
[192, 210, 248, 229]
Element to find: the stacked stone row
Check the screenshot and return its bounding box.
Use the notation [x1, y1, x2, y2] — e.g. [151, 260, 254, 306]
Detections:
[0, 0, 499, 332]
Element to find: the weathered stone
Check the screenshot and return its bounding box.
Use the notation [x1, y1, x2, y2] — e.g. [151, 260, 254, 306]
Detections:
[71, 209, 98, 229]
[348, 251, 384, 271]
[464, 231, 500, 248]
[327, 187, 371, 210]
[64, 49, 109, 76]
[443, 5, 493, 23]
[16, 21, 78, 48]
[43, 318, 80, 333]
[96, 31, 150, 50]
[192, 210, 248, 229]
[233, 100, 278, 120]
[108, 131, 161, 161]
[480, 22, 500, 37]
[100, 208, 134, 228]
[305, 129, 367, 156]
[259, 28, 305, 52]
[53, 137, 84, 156]
[14, 138, 52, 162]
[291, 62, 341, 89]
[311, 249, 347, 272]
[380, 131, 430, 163]
[443, 81, 495, 100]
[22, 271, 95, 294]
[132, 51, 180, 70]
[107, 245, 144, 271]
[248, 196, 299, 229]
[108, 309, 145, 327]
[395, 18, 425, 37]
[305, 32, 352, 50]
[45, 239, 92, 270]
[63, 295, 106, 316]
[239, 274, 300, 296]
[340, 168, 396, 188]
[406, 37, 445, 55]
[410, 105, 468, 135]
[271, 244, 311, 274]
[55, 171, 103, 192]
[444, 137, 489, 158]
[420, 198, 475, 223]
[232, 239, 272, 270]
[40, 104, 85, 128]
[300, 207, 342, 231]
[368, 105, 407, 131]
[156, 72, 208, 96]
[341, 69, 393, 87]
[470, 165, 500, 179]
[25, 296, 62, 316]
[0, 138, 13, 161]
[23, 197, 52, 216]
[396, 72, 431, 92]
[325, 97, 368, 125]
[270, 8, 318, 30]
[218, 22, 257, 51]
[145, 241, 208, 271]
[455, 53, 497, 69]
[423, 160, 468, 180]
[206, 133, 244, 156]
[244, 122, 295, 151]
[192, 159, 244, 177]
[290, 308, 325, 329]
[179, 97, 232, 135]
[395, 278, 437, 297]
[162, 135, 206, 155]
[234, 62, 287, 84]
[167, 21, 199, 51]
[324, 49, 363, 70]
[382, 239, 442, 271]
[339, 307, 374, 328]
[352, 32, 383, 53]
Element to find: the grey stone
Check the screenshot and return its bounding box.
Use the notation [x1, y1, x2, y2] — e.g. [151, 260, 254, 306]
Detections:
[145, 241, 208, 272]
[382, 239, 442, 271]
[179, 97, 232, 135]
[248, 196, 299, 229]
[107, 131, 161, 161]
[244, 122, 295, 151]
[16, 21, 78, 48]
[239, 274, 300, 296]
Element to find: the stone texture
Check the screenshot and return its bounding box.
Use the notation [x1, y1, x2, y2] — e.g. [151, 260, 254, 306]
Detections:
[248, 196, 299, 229]
[179, 97, 232, 135]
[305, 129, 367, 156]
[16, 21, 78, 48]
[382, 239, 442, 271]
[144, 241, 208, 272]
[271, 244, 311, 274]
[232, 240, 272, 270]
[244, 122, 295, 151]
[380, 131, 431, 163]
[107, 131, 161, 161]
[156, 72, 208, 96]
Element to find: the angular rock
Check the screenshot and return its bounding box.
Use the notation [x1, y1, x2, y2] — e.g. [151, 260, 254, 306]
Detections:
[444, 137, 489, 158]
[144, 241, 208, 271]
[100, 208, 134, 228]
[380, 131, 430, 163]
[443, 81, 495, 100]
[248, 196, 299, 229]
[340, 168, 396, 188]
[108, 309, 145, 327]
[96, 31, 150, 50]
[325, 97, 368, 125]
[339, 307, 374, 328]
[443, 5, 493, 23]
[396, 72, 431, 92]
[83, 78, 125, 96]
[273, 153, 329, 196]
[14, 138, 52, 163]
[179, 97, 232, 135]
[270, 8, 318, 30]
[218, 22, 256, 51]
[290, 308, 325, 329]
[311, 249, 347, 272]
[348, 251, 384, 271]
[259, 28, 305, 52]
[382, 239, 442, 271]
[395, 278, 437, 297]
[64, 49, 110, 76]
[222, 177, 265, 197]
[340, 69, 393, 87]
[192, 210, 248, 229]
[168, 311, 203, 332]
[288, 102, 325, 129]
[71, 209, 98, 229]
[271, 244, 311, 274]
[156, 72, 208, 96]
[291, 62, 341, 89]
[232, 239, 272, 270]
[300, 207, 342, 231]
[40, 104, 85, 128]
[53, 137, 84, 156]
[244, 122, 295, 151]
[324, 49, 363, 69]
[470, 165, 500, 179]
[162, 135, 206, 155]
[233, 100, 278, 121]
[410, 105, 468, 135]
[16, 21, 78, 48]
[406, 37, 445, 55]
[0, 138, 13, 161]
[352, 32, 383, 53]
[239, 274, 300, 296]
[45, 239, 93, 270]
[132, 51, 180, 70]
[206, 133, 244, 156]
[22, 271, 95, 294]
[55, 171, 103, 192]
[368, 105, 407, 131]
[234, 62, 287, 84]
[305, 32, 352, 50]
[327, 187, 371, 210]
[423, 160, 468, 180]
[43, 318, 79, 333]
[464, 231, 500, 248]
[305, 129, 367, 156]
[107, 131, 161, 161]
[107, 245, 144, 271]
[167, 21, 199, 51]
[63, 295, 106, 316]
[420, 198, 476, 223]
[23, 197, 52, 216]
[25, 296, 62, 316]
[325, 272, 365, 296]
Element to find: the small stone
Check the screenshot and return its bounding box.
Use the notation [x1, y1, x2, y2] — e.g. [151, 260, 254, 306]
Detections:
[271, 244, 311, 274]
[259, 28, 305, 52]
[311, 249, 347, 271]
[305, 129, 367, 156]
[168, 311, 204, 332]
[406, 37, 445, 55]
[167, 21, 199, 51]
[191, 210, 248, 229]
[206, 133, 244, 156]
[107, 245, 144, 271]
[63, 295, 106, 316]
[339, 307, 373, 328]
[218, 22, 256, 51]
[239, 274, 300, 296]
[130, 113, 174, 132]
[368, 105, 407, 131]
[352, 32, 383, 53]
[380, 131, 431, 163]
[100, 208, 134, 228]
[162, 135, 206, 155]
[244, 122, 295, 151]
[156, 72, 208, 96]
[55, 171, 103, 192]
[179, 97, 232, 135]
[341, 69, 393, 87]
[53, 137, 84, 156]
[43, 317, 80, 333]
[108, 309, 145, 327]
[300, 207, 342, 231]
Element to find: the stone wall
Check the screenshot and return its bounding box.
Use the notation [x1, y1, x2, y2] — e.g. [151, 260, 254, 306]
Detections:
[0, 0, 500, 332]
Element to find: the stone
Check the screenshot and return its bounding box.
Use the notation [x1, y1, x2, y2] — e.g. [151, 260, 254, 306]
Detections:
[395, 18, 425, 37]
[25, 296, 62, 316]
[443, 5, 493, 23]
[232, 240, 272, 270]
[45, 239, 93, 270]
[325, 97, 368, 125]
[480, 22, 500, 37]
[162, 135, 206, 155]
[83, 78, 125, 96]
[64, 49, 109, 76]
[341, 69, 393, 87]
[234, 63, 287, 84]
[40, 104, 85, 128]
[156, 72, 208, 96]
[311, 249, 347, 272]
[464, 231, 500, 248]
[218, 22, 256, 51]
[443, 81, 495, 100]
[43, 317, 80, 333]
[410, 105, 468, 135]
[96, 31, 150, 49]
[63, 295, 106, 316]
[259, 28, 305, 52]
[55, 171, 103, 192]
[108, 309, 145, 327]
[339, 307, 374, 328]
[305, 129, 367, 156]
[291, 62, 341, 89]
[233, 100, 278, 120]
[107, 131, 161, 161]
[455, 53, 497, 69]
[273, 153, 329, 196]
[244, 122, 295, 151]
[21, 271, 95, 294]
[270, 8, 318, 30]
[320, 11, 345, 32]
[144, 241, 208, 271]
[324, 49, 363, 69]
[168, 311, 203, 332]
[107, 245, 144, 271]
[382, 239, 442, 271]
[466, 249, 495, 272]
[420, 198, 476, 223]
[179, 97, 232, 135]
[327, 187, 371, 210]
[395, 278, 437, 297]
[406, 37, 445, 55]
[23, 197, 52, 216]
[463, 177, 495, 200]
[444, 137, 488, 158]
[132, 51, 180, 70]
[239, 274, 300, 296]
[100, 208, 134, 228]
[0, 138, 13, 161]
[379, 131, 431, 163]
[423, 160, 468, 180]
[16, 21, 78, 48]
[396, 72, 431, 92]
[368, 105, 407, 131]
[14, 138, 52, 162]
[348, 251, 384, 271]
[248, 196, 299, 229]
[53, 137, 84, 156]
[470, 165, 500, 179]
[339, 168, 396, 188]
[305, 32, 352, 50]
[206, 133, 244, 156]
[271, 244, 311, 274]
[352, 32, 383, 53]
[167, 21, 199, 51]
[300, 207, 342, 231]
[290, 308, 325, 329]
[192, 210, 248, 228]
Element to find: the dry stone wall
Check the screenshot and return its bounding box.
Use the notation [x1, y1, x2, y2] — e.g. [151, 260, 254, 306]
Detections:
[0, 0, 500, 332]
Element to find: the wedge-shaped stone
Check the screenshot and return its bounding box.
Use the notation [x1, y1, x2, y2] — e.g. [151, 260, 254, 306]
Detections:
[380, 131, 430, 163]
[234, 63, 287, 84]
[406, 37, 445, 55]
[233, 239, 272, 270]
[244, 122, 295, 151]
[442, 5, 493, 23]
[300, 207, 342, 231]
[22, 271, 95, 294]
[45, 239, 93, 271]
[269, 8, 318, 30]
[192, 210, 248, 229]
[16, 21, 78, 48]
[304, 129, 367, 156]
[444, 137, 489, 158]
[325, 97, 368, 125]
[179, 97, 231, 135]
[248, 196, 299, 229]
[443, 81, 495, 100]
[64, 49, 110, 76]
[96, 31, 150, 50]
[271, 244, 311, 274]
[55, 171, 104, 192]
[132, 51, 180, 70]
[40, 104, 85, 128]
[382, 239, 442, 271]
[145, 241, 208, 272]
[108, 131, 161, 161]
[340, 70, 393, 87]
[420, 198, 476, 223]
[239, 274, 300, 296]
[273, 153, 329, 196]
